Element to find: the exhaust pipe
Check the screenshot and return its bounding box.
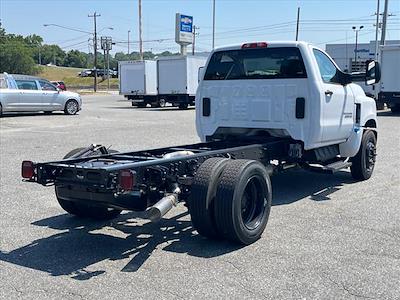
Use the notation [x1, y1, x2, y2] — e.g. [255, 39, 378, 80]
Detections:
[147, 187, 180, 222]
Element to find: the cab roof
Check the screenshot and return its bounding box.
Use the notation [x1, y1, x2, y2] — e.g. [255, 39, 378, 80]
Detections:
[213, 41, 311, 52]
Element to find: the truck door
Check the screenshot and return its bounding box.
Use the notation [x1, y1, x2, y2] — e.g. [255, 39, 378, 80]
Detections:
[312, 49, 354, 143]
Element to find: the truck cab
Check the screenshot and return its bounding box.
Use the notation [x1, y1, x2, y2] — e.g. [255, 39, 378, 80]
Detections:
[196, 41, 379, 157]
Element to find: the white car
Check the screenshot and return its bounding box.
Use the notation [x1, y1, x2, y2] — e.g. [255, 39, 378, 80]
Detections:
[0, 73, 82, 116]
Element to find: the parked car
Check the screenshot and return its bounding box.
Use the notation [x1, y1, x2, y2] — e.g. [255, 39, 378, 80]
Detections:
[79, 69, 93, 77]
[51, 81, 67, 91]
[0, 73, 82, 116]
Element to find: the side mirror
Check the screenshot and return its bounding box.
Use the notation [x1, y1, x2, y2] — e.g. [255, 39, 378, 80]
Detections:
[365, 60, 381, 85]
[336, 69, 352, 86]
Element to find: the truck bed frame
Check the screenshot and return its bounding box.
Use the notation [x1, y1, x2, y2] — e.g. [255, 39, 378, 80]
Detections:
[27, 138, 292, 212]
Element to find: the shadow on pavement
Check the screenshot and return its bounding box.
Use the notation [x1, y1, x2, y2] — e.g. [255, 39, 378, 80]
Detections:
[377, 110, 399, 117]
[107, 106, 195, 112]
[1, 112, 66, 118]
[0, 169, 354, 280]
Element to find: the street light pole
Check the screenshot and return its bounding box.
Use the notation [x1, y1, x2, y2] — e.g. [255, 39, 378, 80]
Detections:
[138, 0, 143, 60]
[374, 0, 380, 61]
[352, 25, 364, 65]
[212, 0, 216, 49]
[128, 30, 131, 55]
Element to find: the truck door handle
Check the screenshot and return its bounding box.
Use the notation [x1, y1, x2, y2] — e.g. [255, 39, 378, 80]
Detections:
[325, 90, 333, 96]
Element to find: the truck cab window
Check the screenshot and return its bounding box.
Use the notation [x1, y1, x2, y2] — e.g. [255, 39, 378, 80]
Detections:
[15, 80, 38, 90]
[313, 49, 338, 83]
[204, 47, 307, 80]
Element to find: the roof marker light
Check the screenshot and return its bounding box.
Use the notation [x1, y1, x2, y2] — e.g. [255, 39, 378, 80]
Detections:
[242, 42, 268, 49]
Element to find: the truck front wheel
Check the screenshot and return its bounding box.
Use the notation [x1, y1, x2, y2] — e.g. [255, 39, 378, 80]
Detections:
[214, 160, 272, 245]
[351, 130, 377, 180]
[56, 147, 122, 220]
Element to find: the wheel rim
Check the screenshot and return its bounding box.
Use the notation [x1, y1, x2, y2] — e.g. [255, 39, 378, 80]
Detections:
[67, 101, 78, 114]
[160, 99, 166, 107]
[241, 175, 267, 230]
[365, 140, 376, 173]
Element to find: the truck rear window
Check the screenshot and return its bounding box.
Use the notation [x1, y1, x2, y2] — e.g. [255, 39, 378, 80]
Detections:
[204, 47, 307, 80]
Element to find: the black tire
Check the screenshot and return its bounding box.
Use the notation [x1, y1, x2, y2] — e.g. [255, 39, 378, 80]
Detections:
[391, 105, 400, 113]
[56, 147, 122, 220]
[188, 157, 229, 239]
[178, 103, 188, 110]
[214, 160, 272, 245]
[0, 103, 3, 117]
[351, 130, 377, 180]
[64, 99, 79, 115]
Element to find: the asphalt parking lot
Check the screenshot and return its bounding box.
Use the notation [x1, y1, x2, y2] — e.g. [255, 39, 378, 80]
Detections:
[0, 94, 399, 299]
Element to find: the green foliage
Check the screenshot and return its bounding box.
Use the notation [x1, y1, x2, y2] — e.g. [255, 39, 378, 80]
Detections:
[0, 29, 41, 74]
[64, 50, 89, 68]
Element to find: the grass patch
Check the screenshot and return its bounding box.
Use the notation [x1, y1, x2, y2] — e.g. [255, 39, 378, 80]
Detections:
[38, 65, 84, 81]
[38, 65, 118, 89]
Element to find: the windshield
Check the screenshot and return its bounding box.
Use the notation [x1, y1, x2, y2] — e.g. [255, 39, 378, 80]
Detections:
[204, 47, 307, 80]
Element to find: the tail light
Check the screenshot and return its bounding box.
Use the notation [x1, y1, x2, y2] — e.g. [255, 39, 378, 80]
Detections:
[119, 169, 136, 191]
[22, 161, 35, 179]
[242, 42, 268, 49]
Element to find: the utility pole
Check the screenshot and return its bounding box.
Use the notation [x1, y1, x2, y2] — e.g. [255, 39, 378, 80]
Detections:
[212, 0, 216, 49]
[128, 30, 131, 55]
[38, 46, 42, 65]
[295, 7, 300, 41]
[380, 0, 389, 45]
[101, 36, 113, 91]
[138, 0, 143, 60]
[192, 25, 199, 55]
[89, 12, 101, 92]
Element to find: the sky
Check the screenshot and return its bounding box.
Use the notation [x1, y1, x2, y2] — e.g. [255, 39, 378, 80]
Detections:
[0, 0, 399, 54]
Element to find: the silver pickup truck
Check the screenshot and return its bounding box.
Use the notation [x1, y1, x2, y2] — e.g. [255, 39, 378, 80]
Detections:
[0, 73, 82, 116]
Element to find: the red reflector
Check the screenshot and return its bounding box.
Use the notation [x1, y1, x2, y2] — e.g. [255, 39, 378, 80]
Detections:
[242, 42, 268, 49]
[119, 169, 135, 191]
[22, 161, 35, 179]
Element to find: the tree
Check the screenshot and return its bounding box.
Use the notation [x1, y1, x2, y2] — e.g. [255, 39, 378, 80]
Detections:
[64, 50, 88, 68]
[0, 40, 39, 74]
[0, 28, 40, 74]
[40, 44, 65, 66]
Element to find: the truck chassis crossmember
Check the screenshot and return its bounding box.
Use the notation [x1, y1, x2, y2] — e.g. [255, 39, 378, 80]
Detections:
[27, 138, 287, 210]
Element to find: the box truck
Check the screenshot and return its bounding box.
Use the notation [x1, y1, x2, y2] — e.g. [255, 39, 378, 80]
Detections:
[157, 55, 207, 109]
[119, 60, 163, 107]
[378, 44, 400, 113]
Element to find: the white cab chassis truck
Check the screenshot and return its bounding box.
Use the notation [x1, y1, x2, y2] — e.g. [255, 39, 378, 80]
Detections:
[378, 44, 400, 113]
[157, 55, 207, 109]
[119, 60, 162, 108]
[23, 41, 380, 245]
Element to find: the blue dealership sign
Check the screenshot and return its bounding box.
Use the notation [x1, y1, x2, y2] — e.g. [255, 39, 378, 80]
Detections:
[180, 15, 193, 33]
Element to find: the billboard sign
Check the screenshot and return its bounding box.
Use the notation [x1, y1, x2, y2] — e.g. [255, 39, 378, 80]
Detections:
[175, 13, 193, 45]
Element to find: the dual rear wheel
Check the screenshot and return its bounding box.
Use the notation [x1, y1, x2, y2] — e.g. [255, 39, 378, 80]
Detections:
[189, 158, 272, 245]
